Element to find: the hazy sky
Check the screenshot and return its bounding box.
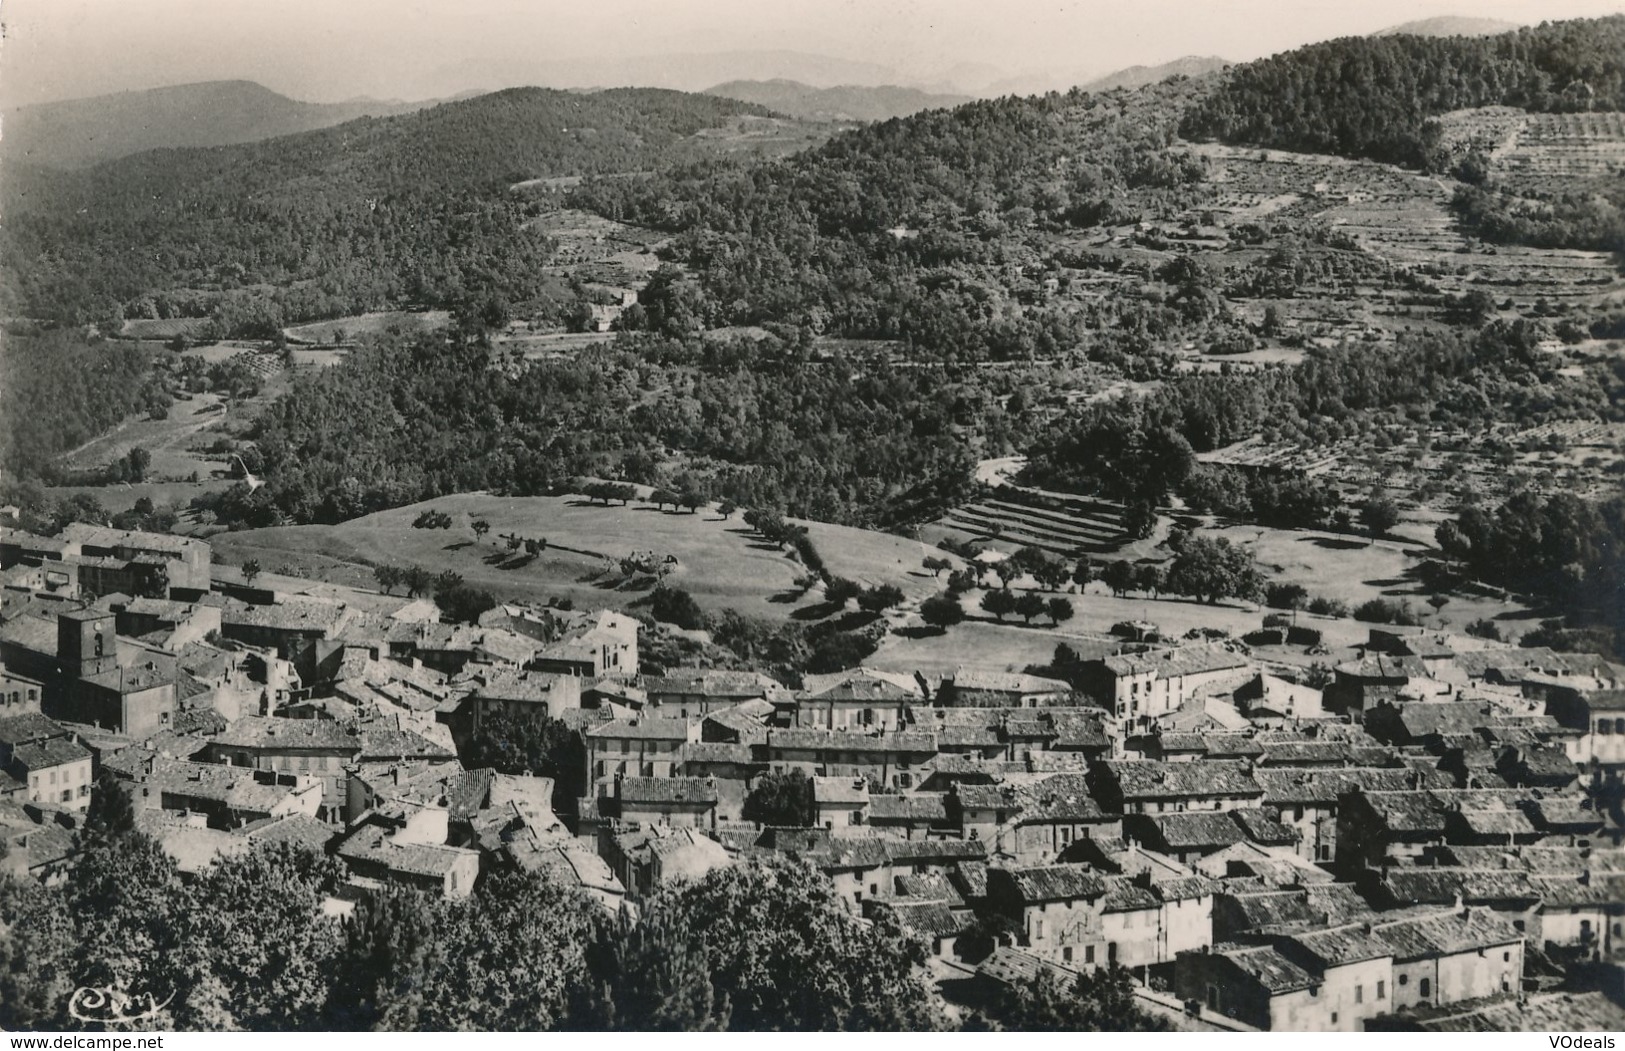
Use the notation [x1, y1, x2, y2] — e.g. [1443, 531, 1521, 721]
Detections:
[4, 0, 1624, 106]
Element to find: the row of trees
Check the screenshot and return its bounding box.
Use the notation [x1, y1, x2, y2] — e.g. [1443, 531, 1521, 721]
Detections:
[979, 589, 1074, 625]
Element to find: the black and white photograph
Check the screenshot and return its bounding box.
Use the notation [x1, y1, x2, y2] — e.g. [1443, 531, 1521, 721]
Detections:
[0, 0, 1623, 1034]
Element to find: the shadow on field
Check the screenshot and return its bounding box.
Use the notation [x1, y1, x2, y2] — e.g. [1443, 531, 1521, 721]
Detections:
[834, 610, 880, 631]
[792, 601, 843, 621]
[895, 626, 947, 639]
[1302, 536, 1367, 551]
[443, 541, 473, 551]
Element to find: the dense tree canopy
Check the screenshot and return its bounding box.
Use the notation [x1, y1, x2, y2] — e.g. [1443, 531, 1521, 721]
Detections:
[2, 89, 769, 329]
[198, 325, 983, 531]
[0, 331, 164, 478]
[1182, 17, 1625, 168]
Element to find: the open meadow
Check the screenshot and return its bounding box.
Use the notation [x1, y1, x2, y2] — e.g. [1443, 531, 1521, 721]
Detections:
[210, 492, 837, 618]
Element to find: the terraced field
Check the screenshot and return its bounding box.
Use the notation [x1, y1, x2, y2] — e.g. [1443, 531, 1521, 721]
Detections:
[1497, 111, 1625, 184]
[926, 495, 1129, 557]
[1193, 139, 1625, 313]
[121, 317, 213, 341]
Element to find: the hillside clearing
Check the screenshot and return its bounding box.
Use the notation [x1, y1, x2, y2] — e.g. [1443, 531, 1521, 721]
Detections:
[210, 493, 832, 619]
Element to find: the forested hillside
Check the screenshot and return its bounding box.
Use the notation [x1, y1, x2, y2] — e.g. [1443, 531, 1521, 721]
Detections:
[573, 80, 1211, 359]
[1180, 15, 1625, 168]
[0, 88, 769, 329]
[206, 324, 986, 530]
[0, 331, 166, 475]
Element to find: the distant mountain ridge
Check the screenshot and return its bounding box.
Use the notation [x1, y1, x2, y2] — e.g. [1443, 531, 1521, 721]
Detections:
[1078, 56, 1231, 93]
[979, 55, 1229, 98]
[1372, 16, 1521, 37]
[3, 80, 439, 168]
[704, 80, 972, 122]
[419, 50, 903, 99]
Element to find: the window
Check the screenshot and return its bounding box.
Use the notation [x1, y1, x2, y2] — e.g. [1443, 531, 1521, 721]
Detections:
[1418, 978, 1431, 1000]
[1063, 947, 1073, 963]
[1600, 721, 1613, 736]
[1355, 985, 1363, 1004]
[1086, 946, 1096, 964]
[1502, 951, 1510, 962]
[1207, 985, 1219, 1012]
[1398, 974, 1408, 986]
[1330, 1013, 1338, 1025]
[1617, 718, 1625, 735]
[1377, 981, 1385, 1000]
[61, 789, 72, 803]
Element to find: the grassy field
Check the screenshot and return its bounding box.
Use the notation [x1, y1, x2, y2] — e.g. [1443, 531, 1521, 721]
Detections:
[796, 520, 965, 603]
[492, 331, 619, 359]
[210, 492, 838, 618]
[120, 318, 211, 341]
[283, 311, 450, 345]
[43, 367, 299, 517]
[868, 617, 1118, 678]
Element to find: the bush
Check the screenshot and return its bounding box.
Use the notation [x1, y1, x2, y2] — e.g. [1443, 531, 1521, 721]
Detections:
[857, 584, 905, 614]
[825, 577, 862, 606]
[1306, 596, 1349, 618]
[1353, 598, 1422, 626]
[435, 583, 497, 624]
[980, 588, 1018, 621]
[647, 586, 707, 630]
[743, 770, 812, 827]
[1264, 582, 1308, 610]
[806, 631, 879, 674]
[1286, 625, 1323, 647]
[919, 593, 965, 631]
[791, 532, 827, 578]
[1466, 618, 1504, 642]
